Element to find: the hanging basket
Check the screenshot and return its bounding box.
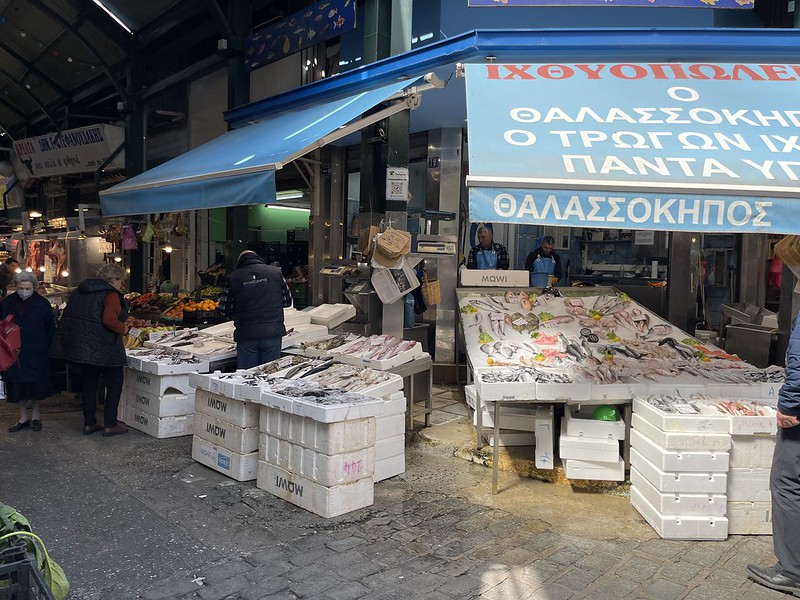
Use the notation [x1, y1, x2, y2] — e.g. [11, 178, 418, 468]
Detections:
[421, 272, 441, 306]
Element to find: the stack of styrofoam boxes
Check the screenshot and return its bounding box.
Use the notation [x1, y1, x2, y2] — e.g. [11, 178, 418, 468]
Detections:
[256, 388, 386, 518]
[630, 396, 731, 540]
[191, 387, 260, 482]
[560, 405, 626, 481]
[374, 391, 407, 481]
[123, 367, 196, 438]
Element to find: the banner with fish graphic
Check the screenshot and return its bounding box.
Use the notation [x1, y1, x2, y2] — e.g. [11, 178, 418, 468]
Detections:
[468, 0, 753, 7]
[245, 0, 356, 71]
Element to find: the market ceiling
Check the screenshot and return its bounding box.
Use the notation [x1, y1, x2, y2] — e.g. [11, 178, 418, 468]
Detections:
[0, 0, 286, 144]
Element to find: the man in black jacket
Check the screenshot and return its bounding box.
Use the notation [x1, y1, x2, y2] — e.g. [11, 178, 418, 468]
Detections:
[0, 257, 19, 298]
[219, 251, 293, 369]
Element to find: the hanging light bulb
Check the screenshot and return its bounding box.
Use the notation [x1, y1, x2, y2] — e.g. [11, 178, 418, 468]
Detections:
[38, 265, 46, 272]
[113, 255, 123, 263]
[14, 268, 21, 274]
[24, 267, 32, 272]
[163, 243, 173, 253]
[61, 269, 69, 277]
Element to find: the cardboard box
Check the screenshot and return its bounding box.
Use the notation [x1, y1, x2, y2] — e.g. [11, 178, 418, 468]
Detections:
[192, 436, 257, 482]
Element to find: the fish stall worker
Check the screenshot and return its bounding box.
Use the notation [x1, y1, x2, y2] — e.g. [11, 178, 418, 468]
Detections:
[747, 316, 800, 595]
[0, 257, 19, 298]
[524, 235, 562, 287]
[466, 226, 509, 270]
[219, 250, 293, 369]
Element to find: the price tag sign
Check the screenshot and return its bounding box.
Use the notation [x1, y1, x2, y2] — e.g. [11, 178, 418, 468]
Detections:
[128, 327, 142, 338]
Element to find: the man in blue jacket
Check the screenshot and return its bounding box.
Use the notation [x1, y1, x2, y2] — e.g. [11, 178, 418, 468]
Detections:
[747, 318, 800, 595]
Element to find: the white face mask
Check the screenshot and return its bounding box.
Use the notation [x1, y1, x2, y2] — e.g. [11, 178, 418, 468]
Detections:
[17, 289, 33, 300]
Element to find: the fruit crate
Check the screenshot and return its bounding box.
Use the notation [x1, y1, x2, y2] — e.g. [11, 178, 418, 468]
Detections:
[182, 310, 224, 325]
[0, 543, 56, 600]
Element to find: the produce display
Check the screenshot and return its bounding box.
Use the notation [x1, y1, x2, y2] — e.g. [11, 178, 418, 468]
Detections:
[182, 299, 219, 313]
[128, 292, 176, 313]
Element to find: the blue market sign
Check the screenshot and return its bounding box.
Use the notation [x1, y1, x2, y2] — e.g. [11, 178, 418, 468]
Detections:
[468, 0, 752, 6]
[465, 62, 800, 234]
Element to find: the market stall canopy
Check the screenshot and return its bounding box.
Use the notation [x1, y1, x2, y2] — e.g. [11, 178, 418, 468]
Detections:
[465, 62, 800, 234]
[100, 76, 432, 216]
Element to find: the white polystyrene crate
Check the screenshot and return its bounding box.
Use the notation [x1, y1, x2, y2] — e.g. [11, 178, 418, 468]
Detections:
[376, 433, 405, 462]
[630, 447, 728, 494]
[136, 356, 210, 375]
[189, 371, 214, 392]
[379, 395, 406, 417]
[630, 429, 729, 474]
[259, 389, 385, 423]
[729, 435, 776, 469]
[257, 461, 373, 518]
[727, 468, 771, 502]
[259, 407, 375, 454]
[631, 467, 727, 517]
[334, 342, 423, 371]
[374, 453, 405, 482]
[192, 436, 257, 481]
[126, 405, 193, 439]
[727, 501, 772, 535]
[645, 382, 708, 398]
[261, 436, 374, 486]
[283, 308, 313, 328]
[194, 389, 259, 428]
[705, 383, 763, 401]
[588, 382, 633, 402]
[632, 397, 730, 434]
[535, 405, 555, 470]
[125, 368, 193, 396]
[126, 388, 194, 418]
[564, 456, 625, 482]
[117, 392, 126, 424]
[565, 405, 626, 440]
[307, 303, 356, 329]
[559, 418, 620, 462]
[193, 412, 259, 454]
[696, 402, 777, 436]
[484, 430, 536, 446]
[474, 405, 538, 432]
[376, 413, 405, 440]
[465, 385, 477, 410]
[631, 486, 728, 540]
[475, 373, 537, 402]
[632, 413, 731, 451]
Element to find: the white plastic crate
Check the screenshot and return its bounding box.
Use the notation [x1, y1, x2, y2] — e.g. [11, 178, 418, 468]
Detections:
[630, 447, 727, 494]
[125, 405, 193, 439]
[193, 412, 259, 454]
[631, 486, 728, 540]
[125, 368, 193, 396]
[729, 435, 775, 469]
[727, 501, 772, 535]
[632, 413, 731, 451]
[126, 388, 194, 418]
[565, 405, 626, 440]
[259, 406, 375, 454]
[630, 429, 729, 474]
[192, 436, 257, 481]
[630, 467, 726, 517]
[376, 413, 405, 440]
[632, 397, 729, 434]
[559, 418, 620, 463]
[727, 468, 771, 502]
[261, 436, 374, 486]
[376, 434, 405, 462]
[257, 461, 373, 518]
[534, 405, 554, 470]
[564, 456, 625, 482]
[194, 389, 259, 428]
[374, 453, 405, 482]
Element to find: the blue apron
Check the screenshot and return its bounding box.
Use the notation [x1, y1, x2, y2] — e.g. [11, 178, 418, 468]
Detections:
[476, 249, 498, 270]
[530, 255, 556, 287]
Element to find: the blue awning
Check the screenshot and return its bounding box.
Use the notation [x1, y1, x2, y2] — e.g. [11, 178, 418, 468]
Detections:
[100, 77, 422, 216]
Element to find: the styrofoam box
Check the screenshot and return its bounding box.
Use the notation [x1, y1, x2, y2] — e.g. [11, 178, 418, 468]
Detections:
[645, 382, 708, 397]
[564, 456, 625, 482]
[630, 447, 727, 494]
[465, 385, 477, 410]
[727, 501, 772, 535]
[261, 436, 374, 486]
[696, 402, 777, 436]
[632, 413, 731, 451]
[194, 412, 259, 454]
[631, 486, 729, 540]
[356, 373, 405, 401]
[374, 453, 405, 482]
[729, 435, 776, 469]
[588, 382, 634, 402]
[284, 308, 313, 327]
[474, 372, 538, 402]
[376, 433, 405, 462]
[535, 380, 592, 402]
[727, 468, 771, 502]
[307, 303, 357, 329]
[334, 343, 424, 371]
[133, 356, 210, 376]
[126, 405, 193, 439]
[376, 413, 405, 440]
[259, 389, 385, 423]
[484, 430, 536, 446]
[259, 406, 375, 454]
[631, 467, 727, 517]
[565, 405, 626, 440]
[475, 405, 538, 432]
[559, 418, 620, 463]
[535, 405, 555, 470]
[379, 394, 406, 417]
[257, 461, 373, 518]
[194, 389, 259, 428]
[117, 394, 126, 424]
[126, 368, 193, 396]
[633, 397, 729, 434]
[127, 388, 194, 418]
[192, 436, 257, 481]
[630, 429, 729, 474]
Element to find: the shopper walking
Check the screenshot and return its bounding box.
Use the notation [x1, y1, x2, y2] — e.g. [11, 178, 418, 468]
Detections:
[466, 226, 509, 270]
[0, 257, 20, 298]
[747, 316, 800, 596]
[4, 272, 55, 433]
[51, 263, 129, 437]
[219, 250, 293, 369]
[524, 235, 562, 287]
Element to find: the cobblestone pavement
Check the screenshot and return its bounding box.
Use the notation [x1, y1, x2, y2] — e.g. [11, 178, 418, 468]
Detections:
[0, 390, 787, 600]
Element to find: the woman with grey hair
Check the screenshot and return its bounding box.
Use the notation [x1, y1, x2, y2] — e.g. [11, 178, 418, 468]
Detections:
[3, 272, 55, 433]
[52, 262, 129, 437]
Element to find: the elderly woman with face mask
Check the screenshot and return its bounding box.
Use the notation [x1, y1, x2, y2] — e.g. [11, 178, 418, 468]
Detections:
[3, 271, 55, 433]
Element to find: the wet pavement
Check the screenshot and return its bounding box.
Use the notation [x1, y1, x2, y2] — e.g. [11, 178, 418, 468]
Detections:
[0, 388, 789, 600]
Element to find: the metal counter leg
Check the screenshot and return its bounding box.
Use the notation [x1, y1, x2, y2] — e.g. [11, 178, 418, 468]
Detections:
[492, 400, 500, 495]
[425, 369, 432, 428]
[476, 390, 483, 447]
[405, 375, 413, 431]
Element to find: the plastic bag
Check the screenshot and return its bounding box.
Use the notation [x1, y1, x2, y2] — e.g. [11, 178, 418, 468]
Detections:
[121, 224, 138, 250]
[141, 220, 154, 243]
